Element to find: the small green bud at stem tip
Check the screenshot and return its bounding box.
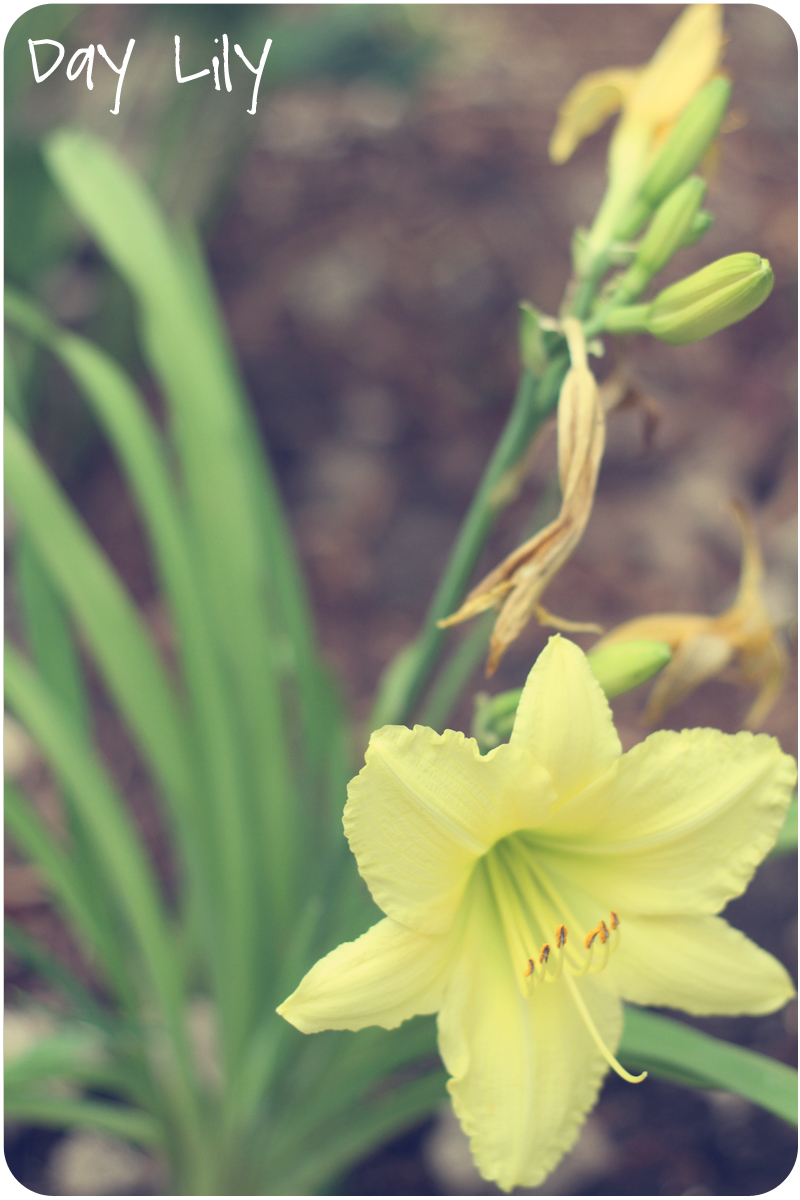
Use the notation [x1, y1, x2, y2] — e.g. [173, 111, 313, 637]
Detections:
[604, 254, 774, 344]
[646, 253, 774, 344]
[586, 640, 672, 699]
[614, 77, 732, 241]
[617, 176, 707, 300]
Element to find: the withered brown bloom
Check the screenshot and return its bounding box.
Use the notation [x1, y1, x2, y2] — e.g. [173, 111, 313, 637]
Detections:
[439, 320, 605, 675]
[595, 501, 788, 729]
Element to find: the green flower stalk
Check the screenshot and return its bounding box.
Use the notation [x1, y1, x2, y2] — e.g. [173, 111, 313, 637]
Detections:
[278, 637, 796, 1192]
[605, 253, 774, 344]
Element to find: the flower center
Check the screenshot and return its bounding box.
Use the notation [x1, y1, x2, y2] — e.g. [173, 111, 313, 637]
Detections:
[482, 834, 619, 990]
[480, 833, 646, 1086]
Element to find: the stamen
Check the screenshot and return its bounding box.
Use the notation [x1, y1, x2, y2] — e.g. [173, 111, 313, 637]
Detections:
[548, 926, 566, 980]
[564, 973, 647, 1085]
[485, 853, 534, 997]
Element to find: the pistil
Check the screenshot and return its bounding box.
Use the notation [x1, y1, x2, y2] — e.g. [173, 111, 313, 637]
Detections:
[564, 973, 647, 1085]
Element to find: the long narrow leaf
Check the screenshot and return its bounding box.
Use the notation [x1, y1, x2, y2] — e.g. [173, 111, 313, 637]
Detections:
[4, 643, 200, 1140]
[3, 1096, 163, 1149]
[43, 130, 306, 956]
[4, 413, 192, 830]
[4, 781, 135, 1011]
[4, 1028, 135, 1102]
[265, 1069, 447, 1194]
[4, 919, 112, 1026]
[6, 289, 257, 1073]
[620, 1005, 797, 1124]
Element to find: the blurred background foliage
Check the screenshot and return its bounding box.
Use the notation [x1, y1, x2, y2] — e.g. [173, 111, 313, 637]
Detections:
[5, 3, 437, 477]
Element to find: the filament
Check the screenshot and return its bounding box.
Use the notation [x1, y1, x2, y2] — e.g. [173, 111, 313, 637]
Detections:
[564, 972, 647, 1085]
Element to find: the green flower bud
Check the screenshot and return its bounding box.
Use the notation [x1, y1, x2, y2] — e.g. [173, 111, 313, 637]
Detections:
[586, 639, 672, 699]
[604, 254, 774, 343]
[617, 176, 707, 301]
[615, 76, 731, 240]
[678, 209, 714, 250]
[646, 252, 774, 344]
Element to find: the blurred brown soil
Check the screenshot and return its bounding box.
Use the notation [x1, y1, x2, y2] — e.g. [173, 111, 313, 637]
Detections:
[6, 4, 797, 1195]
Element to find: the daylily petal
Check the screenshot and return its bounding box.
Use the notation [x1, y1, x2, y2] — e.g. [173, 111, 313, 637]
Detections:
[597, 611, 711, 651]
[539, 728, 796, 915]
[739, 636, 789, 730]
[600, 914, 796, 1016]
[643, 630, 734, 724]
[345, 727, 556, 935]
[437, 867, 622, 1192]
[511, 636, 621, 803]
[627, 4, 724, 127]
[549, 67, 641, 164]
[276, 917, 456, 1034]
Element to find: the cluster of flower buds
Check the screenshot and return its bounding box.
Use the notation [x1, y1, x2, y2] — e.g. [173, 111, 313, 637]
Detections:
[550, 5, 774, 351]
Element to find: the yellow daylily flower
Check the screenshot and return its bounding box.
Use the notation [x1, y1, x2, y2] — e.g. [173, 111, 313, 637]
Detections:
[550, 5, 723, 164]
[278, 637, 795, 1192]
[551, 5, 725, 253]
[596, 502, 789, 729]
[438, 319, 604, 675]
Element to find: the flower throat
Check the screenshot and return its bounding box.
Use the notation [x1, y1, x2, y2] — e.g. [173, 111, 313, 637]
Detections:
[481, 835, 646, 1085]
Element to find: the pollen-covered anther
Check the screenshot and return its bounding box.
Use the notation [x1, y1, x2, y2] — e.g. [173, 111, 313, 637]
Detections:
[527, 928, 568, 987]
[574, 912, 619, 975]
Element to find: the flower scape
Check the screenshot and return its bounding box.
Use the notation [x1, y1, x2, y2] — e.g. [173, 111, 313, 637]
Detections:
[278, 636, 796, 1191]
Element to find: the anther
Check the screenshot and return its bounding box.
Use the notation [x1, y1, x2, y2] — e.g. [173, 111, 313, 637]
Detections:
[524, 959, 535, 978]
[598, 920, 609, 944]
[556, 925, 567, 948]
[539, 944, 551, 965]
[584, 928, 598, 951]
[610, 911, 619, 930]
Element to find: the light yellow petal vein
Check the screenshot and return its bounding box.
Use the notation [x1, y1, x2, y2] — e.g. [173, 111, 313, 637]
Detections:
[540, 728, 796, 915]
[600, 913, 796, 1017]
[438, 867, 623, 1192]
[277, 917, 454, 1034]
[511, 636, 621, 803]
[345, 726, 556, 934]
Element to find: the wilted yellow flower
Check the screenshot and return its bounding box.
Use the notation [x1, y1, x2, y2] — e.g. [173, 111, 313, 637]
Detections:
[595, 501, 789, 728]
[551, 5, 723, 163]
[438, 320, 604, 675]
[551, 5, 726, 253]
[278, 637, 795, 1192]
